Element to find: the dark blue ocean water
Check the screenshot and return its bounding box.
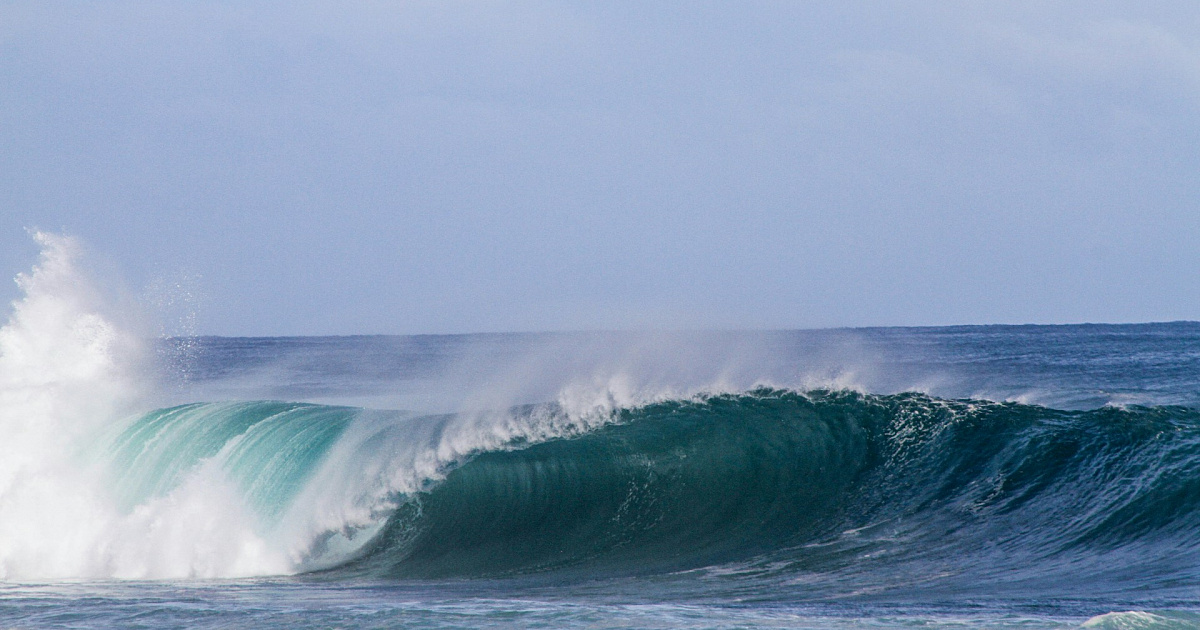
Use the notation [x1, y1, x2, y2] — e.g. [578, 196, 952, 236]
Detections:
[6, 323, 1200, 629]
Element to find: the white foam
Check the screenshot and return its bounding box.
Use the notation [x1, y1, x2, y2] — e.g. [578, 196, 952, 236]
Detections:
[1081, 610, 1185, 628]
[0, 235, 698, 577]
[0, 233, 287, 580]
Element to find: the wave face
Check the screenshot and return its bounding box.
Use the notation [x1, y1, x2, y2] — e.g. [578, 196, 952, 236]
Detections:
[107, 402, 356, 522]
[351, 389, 877, 579]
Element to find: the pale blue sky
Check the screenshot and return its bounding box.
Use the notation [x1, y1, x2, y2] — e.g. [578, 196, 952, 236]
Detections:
[2, 2, 1198, 335]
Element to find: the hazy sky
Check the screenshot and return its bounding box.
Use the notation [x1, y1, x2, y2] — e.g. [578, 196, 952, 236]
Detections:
[2, 2, 1198, 335]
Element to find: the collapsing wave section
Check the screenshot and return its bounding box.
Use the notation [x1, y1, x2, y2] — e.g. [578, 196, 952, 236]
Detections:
[94, 398, 616, 577]
[0, 234, 291, 579]
[0, 232, 625, 580]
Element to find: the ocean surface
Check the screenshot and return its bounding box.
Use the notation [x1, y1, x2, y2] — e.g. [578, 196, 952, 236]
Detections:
[4, 238, 1200, 628]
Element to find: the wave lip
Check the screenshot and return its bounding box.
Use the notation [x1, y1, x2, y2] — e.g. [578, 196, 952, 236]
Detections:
[107, 401, 357, 522]
[345, 389, 878, 578]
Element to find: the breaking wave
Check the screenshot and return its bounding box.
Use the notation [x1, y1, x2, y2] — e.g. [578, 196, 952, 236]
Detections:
[5, 234, 1200, 605]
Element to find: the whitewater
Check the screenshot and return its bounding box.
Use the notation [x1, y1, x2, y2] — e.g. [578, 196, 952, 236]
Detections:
[4, 234, 1200, 629]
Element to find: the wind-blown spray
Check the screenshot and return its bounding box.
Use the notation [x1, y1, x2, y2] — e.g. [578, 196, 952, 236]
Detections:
[0, 233, 286, 579]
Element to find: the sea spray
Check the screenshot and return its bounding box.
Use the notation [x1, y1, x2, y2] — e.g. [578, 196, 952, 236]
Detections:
[0, 237, 655, 578]
[0, 233, 287, 579]
[267, 389, 633, 571]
